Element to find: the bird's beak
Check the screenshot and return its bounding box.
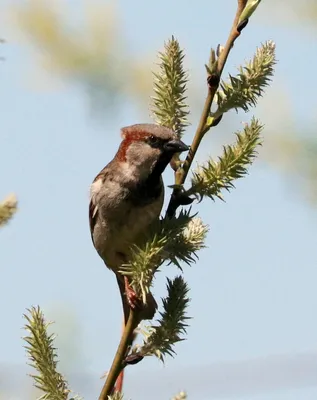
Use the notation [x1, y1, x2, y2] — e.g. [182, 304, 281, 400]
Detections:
[164, 139, 189, 153]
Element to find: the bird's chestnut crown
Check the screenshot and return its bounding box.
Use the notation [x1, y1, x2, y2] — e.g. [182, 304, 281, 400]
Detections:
[117, 123, 189, 162]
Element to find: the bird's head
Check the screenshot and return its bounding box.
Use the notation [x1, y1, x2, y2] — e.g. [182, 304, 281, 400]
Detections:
[116, 124, 189, 179]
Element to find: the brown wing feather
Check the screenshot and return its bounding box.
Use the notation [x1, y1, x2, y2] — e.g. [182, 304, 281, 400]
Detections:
[89, 168, 107, 245]
[89, 199, 98, 245]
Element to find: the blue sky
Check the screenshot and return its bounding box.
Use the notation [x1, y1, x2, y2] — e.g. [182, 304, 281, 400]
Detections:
[0, 1, 317, 399]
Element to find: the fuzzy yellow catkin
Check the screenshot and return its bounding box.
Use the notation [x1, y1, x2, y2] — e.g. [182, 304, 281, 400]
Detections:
[182, 217, 208, 246]
[171, 391, 187, 400]
[0, 194, 18, 226]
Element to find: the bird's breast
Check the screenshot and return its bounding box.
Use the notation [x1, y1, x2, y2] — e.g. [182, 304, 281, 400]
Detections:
[91, 178, 164, 270]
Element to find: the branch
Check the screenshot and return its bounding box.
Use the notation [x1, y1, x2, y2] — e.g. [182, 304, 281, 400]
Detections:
[98, 309, 140, 400]
[101, 215, 207, 397]
[166, 0, 250, 217]
[99, 215, 206, 398]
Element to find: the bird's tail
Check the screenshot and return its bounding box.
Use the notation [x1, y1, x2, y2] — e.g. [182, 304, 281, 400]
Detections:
[116, 275, 131, 325]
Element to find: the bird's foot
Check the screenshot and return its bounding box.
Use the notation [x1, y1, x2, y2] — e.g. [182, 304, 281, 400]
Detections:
[124, 276, 141, 310]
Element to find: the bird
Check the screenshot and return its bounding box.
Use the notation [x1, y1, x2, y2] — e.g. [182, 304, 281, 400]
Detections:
[89, 123, 189, 325]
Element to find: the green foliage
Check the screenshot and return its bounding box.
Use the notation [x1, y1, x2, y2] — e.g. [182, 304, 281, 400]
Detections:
[165, 215, 208, 268]
[190, 117, 263, 201]
[0, 194, 17, 227]
[151, 36, 189, 137]
[120, 211, 208, 303]
[23, 306, 79, 400]
[171, 392, 187, 400]
[133, 276, 190, 360]
[214, 41, 276, 117]
[121, 233, 167, 303]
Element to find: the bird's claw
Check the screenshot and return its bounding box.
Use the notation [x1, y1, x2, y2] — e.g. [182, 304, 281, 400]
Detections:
[124, 276, 141, 310]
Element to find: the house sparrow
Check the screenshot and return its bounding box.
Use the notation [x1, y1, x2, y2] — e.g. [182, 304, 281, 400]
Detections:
[89, 123, 189, 324]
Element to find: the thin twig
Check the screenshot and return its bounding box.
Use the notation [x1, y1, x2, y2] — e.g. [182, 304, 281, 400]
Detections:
[98, 309, 139, 399]
[166, 0, 248, 218]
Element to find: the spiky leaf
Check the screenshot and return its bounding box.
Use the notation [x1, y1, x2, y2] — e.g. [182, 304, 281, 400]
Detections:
[190, 117, 263, 200]
[120, 212, 208, 303]
[151, 36, 189, 137]
[23, 306, 77, 400]
[134, 276, 190, 361]
[0, 194, 17, 227]
[214, 41, 275, 117]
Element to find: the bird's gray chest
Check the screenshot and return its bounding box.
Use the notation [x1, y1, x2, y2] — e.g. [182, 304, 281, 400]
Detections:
[113, 194, 163, 243]
[92, 178, 164, 267]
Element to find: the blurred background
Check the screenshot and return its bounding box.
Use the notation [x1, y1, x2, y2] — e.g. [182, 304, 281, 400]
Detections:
[1, 0, 317, 399]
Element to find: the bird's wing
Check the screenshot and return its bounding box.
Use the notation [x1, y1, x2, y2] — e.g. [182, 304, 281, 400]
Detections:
[89, 174, 104, 244]
[88, 198, 98, 244]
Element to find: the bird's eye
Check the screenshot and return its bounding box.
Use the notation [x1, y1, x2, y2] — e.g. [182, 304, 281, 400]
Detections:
[148, 135, 159, 144]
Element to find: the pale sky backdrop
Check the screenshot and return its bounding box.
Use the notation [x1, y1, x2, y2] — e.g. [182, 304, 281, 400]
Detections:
[1, 0, 317, 399]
